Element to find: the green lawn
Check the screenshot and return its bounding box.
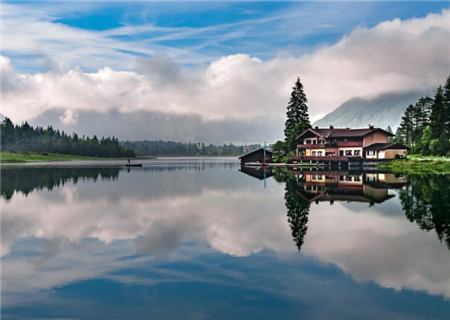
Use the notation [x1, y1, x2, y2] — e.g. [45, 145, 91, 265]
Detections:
[0, 151, 117, 163]
[379, 157, 450, 174]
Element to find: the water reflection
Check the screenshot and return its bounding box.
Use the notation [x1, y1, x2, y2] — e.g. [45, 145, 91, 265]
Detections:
[278, 170, 450, 254]
[1, 167, 120, 200]
[399, 175, 450, 250]
[1, 162, 449, 319]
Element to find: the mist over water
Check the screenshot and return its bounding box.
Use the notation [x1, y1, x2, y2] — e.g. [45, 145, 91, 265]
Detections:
[1, 159, 449, 319]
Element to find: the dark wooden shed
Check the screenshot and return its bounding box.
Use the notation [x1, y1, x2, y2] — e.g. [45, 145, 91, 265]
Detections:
[238, 148, 273, 164]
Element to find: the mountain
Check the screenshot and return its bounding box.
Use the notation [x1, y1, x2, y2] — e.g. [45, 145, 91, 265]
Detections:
[29, 109, 284, 145]
[313, 91, 433, 130]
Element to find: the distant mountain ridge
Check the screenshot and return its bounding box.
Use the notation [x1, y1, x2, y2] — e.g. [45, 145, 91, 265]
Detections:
[313, 91, 433, 130]
[28, 109, 284, 145]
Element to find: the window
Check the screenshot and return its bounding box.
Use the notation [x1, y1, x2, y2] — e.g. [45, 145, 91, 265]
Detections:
[345, 150, 352, 156]
[312, 151, 317, 156]
[367, 150, 375, 156]
[319, 139, 325, 144]
[313, 140, 317, 144]
[312, 175, 317, 180]
[306, 140, 311, 144]
[354, 150, 360, 156]
[346, 176, 352, 181]
[317, 151, 323, 156]
[318, 175, 323, 180]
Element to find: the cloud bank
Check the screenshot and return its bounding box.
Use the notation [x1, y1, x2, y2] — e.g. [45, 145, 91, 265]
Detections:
[2, 9, 449, 136]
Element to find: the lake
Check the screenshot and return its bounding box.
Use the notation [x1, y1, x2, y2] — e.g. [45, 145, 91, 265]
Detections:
[1, 158, 449, 319]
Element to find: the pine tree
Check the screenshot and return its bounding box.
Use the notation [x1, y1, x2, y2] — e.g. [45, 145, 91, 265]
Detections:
[284, 77, 311, 150]
[398, 104, 415, 146]
[430, 86, 445, 139]
[442, 75, 450, 136]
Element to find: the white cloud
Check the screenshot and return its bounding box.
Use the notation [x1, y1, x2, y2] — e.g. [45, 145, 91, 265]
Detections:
[1, 8, 449, 126]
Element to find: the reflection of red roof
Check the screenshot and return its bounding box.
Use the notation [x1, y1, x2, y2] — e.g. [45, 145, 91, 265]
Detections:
[296, 127, 394, 140]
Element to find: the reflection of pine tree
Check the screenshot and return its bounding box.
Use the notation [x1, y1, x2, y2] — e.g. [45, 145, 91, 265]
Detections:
[399, 175, 450, 250]
[284, 177, 311, 251]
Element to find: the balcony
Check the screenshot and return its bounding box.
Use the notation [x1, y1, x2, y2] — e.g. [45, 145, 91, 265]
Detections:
[292, 155, 363, 162]
[297, 141, 363, 148]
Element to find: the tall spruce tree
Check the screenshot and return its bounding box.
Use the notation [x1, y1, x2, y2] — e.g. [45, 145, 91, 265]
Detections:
[442, 75, 450, 136]
[284, 77, 311, 150]
[430, 85, 445, 139]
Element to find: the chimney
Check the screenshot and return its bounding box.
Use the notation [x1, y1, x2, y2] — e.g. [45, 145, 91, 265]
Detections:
[329, 125, 334, 129]
[315, 126, 319, 130]
[369, 124, 374, 130]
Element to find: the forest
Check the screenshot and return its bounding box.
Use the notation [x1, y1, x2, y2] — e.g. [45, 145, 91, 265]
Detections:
[395, 75, 450, 156]
[0, 118, 136, 158]
[121, 140, 254, 156]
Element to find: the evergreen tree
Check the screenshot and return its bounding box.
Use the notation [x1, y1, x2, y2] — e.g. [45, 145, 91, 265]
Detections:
[284, 77, 311, 150]
[397, 104, 415, 145]
[430, 86, 445, 139]
[442, 75, 450, 136]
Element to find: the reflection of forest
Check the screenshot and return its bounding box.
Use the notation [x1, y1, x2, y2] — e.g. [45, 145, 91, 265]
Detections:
[281, 170, 450, 252]
[1, 167, 120, 200]
[399, 175, 450, 250]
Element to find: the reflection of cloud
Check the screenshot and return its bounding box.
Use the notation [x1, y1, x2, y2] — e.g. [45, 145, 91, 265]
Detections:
[304, 202, 450, 299]
[1, 185, 291, 258]
[2, 173, 449, 304]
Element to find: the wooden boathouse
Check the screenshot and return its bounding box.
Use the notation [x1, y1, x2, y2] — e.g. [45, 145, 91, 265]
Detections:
[239, 148, 273, 164]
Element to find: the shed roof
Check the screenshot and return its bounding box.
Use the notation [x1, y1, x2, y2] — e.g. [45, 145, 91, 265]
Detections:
[238, 148, 273, 159]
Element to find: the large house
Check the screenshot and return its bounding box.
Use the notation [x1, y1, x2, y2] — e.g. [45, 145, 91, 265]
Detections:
[292, 125, 408, 162]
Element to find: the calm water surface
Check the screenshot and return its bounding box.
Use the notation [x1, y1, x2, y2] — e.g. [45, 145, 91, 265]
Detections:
[1, 158, 449, 319]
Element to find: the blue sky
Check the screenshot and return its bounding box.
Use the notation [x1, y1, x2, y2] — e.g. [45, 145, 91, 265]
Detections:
[2, 1, 450, 132]
[3, 1, 449, 73]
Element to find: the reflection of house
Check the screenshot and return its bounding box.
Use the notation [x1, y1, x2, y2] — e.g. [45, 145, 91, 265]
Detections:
[238, 148, 273, 164]
[239, 165, 274, 180]
[294, 171, 407, 204]
[292, 126, 408, 163]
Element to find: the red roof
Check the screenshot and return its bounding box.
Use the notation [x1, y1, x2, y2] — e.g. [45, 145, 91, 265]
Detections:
[296, 127, 394, 140]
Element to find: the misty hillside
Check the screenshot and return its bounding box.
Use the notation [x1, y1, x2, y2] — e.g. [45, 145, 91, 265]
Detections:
[29, 109, 284, 145]
[313, 91, 433, 130]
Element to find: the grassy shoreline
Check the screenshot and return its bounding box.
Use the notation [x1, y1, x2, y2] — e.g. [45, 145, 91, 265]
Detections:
[378, 158, 450, 174]
[0, 151, 131, 163]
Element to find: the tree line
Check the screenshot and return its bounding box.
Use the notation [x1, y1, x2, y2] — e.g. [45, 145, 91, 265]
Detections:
[1, 118, 136, 158]
[395, 75, 450, 156]
[120, 140, 255, 156]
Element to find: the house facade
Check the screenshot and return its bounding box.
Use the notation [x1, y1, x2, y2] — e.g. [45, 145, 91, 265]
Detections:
[292, 126, 408, 162]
